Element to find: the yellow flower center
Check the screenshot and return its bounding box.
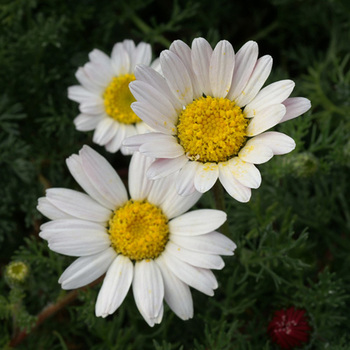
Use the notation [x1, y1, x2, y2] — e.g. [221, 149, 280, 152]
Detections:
[108, 200, 169, 261]
[177, 96, 248, 163]
[103, 74, 141, 124]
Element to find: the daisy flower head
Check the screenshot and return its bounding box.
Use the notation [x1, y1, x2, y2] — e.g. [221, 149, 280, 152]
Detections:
[124, 38, 311, 202]
[37, 145, 235, 326]
[68, 40, 157, 154]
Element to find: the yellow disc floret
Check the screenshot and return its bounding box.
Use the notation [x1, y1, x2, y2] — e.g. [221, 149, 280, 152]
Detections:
[108, 200, 169, 261]
[177, 96, 248, 163]
[103, 74, 141, 124]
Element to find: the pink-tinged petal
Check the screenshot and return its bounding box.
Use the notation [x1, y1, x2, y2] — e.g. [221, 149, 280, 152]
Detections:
[169, 209, 226, 236]
[59, 248, 116, 289]
[246, 104, 286, 137]
[75, 67, 104, 94]
[147, 155, 188, 180]
[249, 131, 296, 155]
[280, 97, 311, 123]
[218, 163, 252, 202]
[46, 188, 111, 222]
[161, 251, 216, 296]
[191, 37, 213, 96]
[139, 136, 184, 158]
[88, 49, 114, 76]
[227, 41, 259, 100]
[175, 160, 200, 196]
[131, 102, 177, 135]
[165, 242, 224, 270]
[79, 99, 105, 115]
[156, 257, 193, 320]
[133, 260, 164, 324]
[171, 231, 236, 256]
[74, 114, 103, 132]
[132, 42, 152, 68]
[194, 162, 219, 193]
[160, 50, 193, 105]
[226, 157, 261, 189]
[170, 40, 202, 99]
[66, 154, 116, 209]
[93, 117, 118, 145]
[104, 123, 126, 153]
[235, 55, 273, 107]
[129, 81, 178, 124]
[134, 65, 183, 112]
[37, 197, 74, 221]
[244, 80, 295, 118]
[111, 42, 130, 75]
[238, 139, 274, 164]
[79, 145, 128, 208]
[95, 255, 133, 317]
[129, 151, 154, 201]
[68, 85, 99, 103]
[84, 62, 111, 87]
[209, 40, 235, 98]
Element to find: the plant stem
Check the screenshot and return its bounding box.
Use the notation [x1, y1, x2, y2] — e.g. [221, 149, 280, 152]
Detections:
[212, 182, 230, 237]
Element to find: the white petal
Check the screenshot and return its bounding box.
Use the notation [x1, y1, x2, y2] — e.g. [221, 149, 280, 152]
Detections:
[95, 255, 133, 317]
[175, 161, 200, 196]
[249, 131, 296, 155]
[129, 81, 178, 124]
[218, 163, 252, 202]
[104, 124, 126, 153]
[134, 65, 183, 112]
[46, 188, 111, 222]
[79, 145, 128, 208]
[246, 104, 286, 137]
[111, 42, 130, 75]
[161, 251, 216, 296]
[88, 49, 113, 74]
[280, 97, 311, 123]
[132, 42, 152, 68]
[191, 37, 213, 96]
[156, 257, 193, 320]
[48, 228, 110, 257]
[147, 155, 188, 180]
[227, 41, 259, 100]
[128, 151, 154, 201]
[93, 117, 118, 145]
[37, 197, 74, 220]
[131, 102, 177, 135]
[244, 80, 295, 118]
[165, 242, 224, 270]
[194, 162, 219, 193]
[169, 40, 202, 99]
[139, 136, 184, 158]
[209, 40, 235, 98]
[171, 231, 236, 256]
[160, 50, 193, 105]
[75, 67, 103, 94]
[74, 114, 103, 132]
[79, 99, 105, 115]
[235, 55, 273, 107]
[238, 139, 274, 164]
[133, 260, 164, 322]
[68, 85, 99, 103]
[169, 209, 226, 236]
[226, 157, 262, 189]
[84, 62, 111, 87]
[59, 247, 116, 289]
[123, 132, 170, 152]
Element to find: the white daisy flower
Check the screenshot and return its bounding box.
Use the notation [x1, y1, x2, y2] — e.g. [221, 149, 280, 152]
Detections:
[68, 40, 158, 154]
[123, 38, 311, 202]
[37, 145, 235, 326]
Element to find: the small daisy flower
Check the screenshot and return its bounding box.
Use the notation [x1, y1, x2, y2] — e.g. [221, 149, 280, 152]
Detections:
[123, 38, 311, 202]
[68, 40, 158, 154]
[267, 307, 311, 349]
[37, 145, 235, 326]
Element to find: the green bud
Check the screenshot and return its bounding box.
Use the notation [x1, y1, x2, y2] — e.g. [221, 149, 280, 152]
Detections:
[4, 261, 29, 288]
[290, 152, 318, 178]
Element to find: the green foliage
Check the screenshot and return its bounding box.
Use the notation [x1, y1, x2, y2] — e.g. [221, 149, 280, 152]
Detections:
[0, 0, 349, 349]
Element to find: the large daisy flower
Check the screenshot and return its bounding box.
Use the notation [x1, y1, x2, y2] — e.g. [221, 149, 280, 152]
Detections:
[37, 145, 235, 326]
[68, 40, 157, 154]
[123, 38, 311, 202]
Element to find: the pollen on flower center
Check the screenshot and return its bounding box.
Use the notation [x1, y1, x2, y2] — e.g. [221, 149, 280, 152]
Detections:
[177, 96, 248, 163]
[108, 200, 169, 261]
[103, 74, 141, 124]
